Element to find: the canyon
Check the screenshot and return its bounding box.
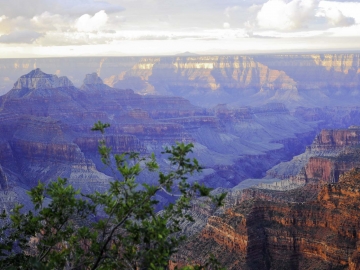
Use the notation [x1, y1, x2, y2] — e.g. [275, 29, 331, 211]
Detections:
[0, 53, 359, 108]
[0, 68, 323, 210]
[1, 53, 360, 268]
[171, 127, 360, 269]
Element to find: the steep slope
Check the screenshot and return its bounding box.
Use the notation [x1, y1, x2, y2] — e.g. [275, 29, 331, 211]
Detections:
[171, 132, 360, 269]
[259, 127, 360, 191]
[172, 168, 360, 270]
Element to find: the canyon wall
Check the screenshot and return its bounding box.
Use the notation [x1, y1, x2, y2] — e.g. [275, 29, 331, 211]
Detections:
[0, 69, 324, 211]
[172, 129, 360, 269]
[2, 69, 360, 209]
[173, 172, 360, 269]
[170, 125, 360, 269]
[0, 53, 359, 107]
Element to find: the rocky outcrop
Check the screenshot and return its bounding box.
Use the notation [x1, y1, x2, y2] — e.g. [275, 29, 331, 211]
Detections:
[12, 68, 73, 91]
[172, 169, 360, 269]
[304, 157, 335, 183]
[80, 72, 113, 92]
[171, 126, 360, 269]
[311, 129, 360, 151]
[262, 126, 360, 185]
[82, 72, 103, 86]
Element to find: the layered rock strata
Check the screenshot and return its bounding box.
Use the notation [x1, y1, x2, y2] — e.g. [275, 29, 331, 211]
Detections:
[171, 127, 360, 269]
[1, 53, 359, 107]
[172, 168, 360, 270]
[0, 69, 324, 210]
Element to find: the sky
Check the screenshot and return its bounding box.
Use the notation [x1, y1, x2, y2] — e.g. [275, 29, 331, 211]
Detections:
[0, 0, 359, 57]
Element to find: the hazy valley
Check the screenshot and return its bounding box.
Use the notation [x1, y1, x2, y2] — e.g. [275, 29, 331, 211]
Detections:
[1, 53, 360, 269]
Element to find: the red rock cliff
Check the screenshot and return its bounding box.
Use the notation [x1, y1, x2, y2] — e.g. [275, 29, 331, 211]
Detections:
[172, 168, 360, 270]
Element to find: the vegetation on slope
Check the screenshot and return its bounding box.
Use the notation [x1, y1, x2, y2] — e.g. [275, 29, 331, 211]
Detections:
[0, 122, 226, 269]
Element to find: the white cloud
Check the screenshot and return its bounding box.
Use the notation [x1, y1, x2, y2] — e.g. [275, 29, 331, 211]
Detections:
[256, 0, 319, 31]
[317, 6, 355, 27]
[1, 0, 360, 57]
[223, 22, 231, 28]
[31, 12, 71, 31]
[76, 10, 108, 32]
[319, 1, 360, 23]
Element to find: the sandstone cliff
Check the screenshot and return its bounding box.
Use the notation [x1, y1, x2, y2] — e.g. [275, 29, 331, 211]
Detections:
[262, 128, 360, 186]
[173, 168, 360, 270]
[171, 127, 360, 269]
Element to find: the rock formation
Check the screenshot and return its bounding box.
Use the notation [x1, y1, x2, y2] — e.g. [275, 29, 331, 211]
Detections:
[1, 54, 359, 107]
[0, 69, 325, 209]
[172, 169, 360, 269]
[170, 126, 360, 269]
[12, 68, 74, 91]
[0, 62, 360, 268]
[171, 130, 360, 269]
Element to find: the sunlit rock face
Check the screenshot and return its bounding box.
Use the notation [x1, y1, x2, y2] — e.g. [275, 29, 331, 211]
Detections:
[0, 53, 359, 107]
[257, 54, 360, 90]
[172, 127, 360, 270]
[1, 53, 359, 107]
[106, 56, 300, 106]
[173, 175, 360, 270]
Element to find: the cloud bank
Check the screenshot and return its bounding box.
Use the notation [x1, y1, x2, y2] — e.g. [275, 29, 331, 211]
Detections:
[0, 0, 359, 56]
[0, 30, 44, 43]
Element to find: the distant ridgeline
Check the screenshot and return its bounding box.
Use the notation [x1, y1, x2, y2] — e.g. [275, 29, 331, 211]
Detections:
[0, 53, 360, 108]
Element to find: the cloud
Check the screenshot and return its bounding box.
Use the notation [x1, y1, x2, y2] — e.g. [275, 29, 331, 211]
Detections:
[319, 1, 360, 23]
[0, 0, 124, 18]
[255, 0, 358, 32]
[224, 6, 240, 17]
[0, 30, 44, 43]
[317, 6, 355, 27]
[31, 12, 72, 31]
[256, 0, 319, 31]
[75, 10, 109, 32]
[223, 22, 231, 28]
[0, 0, 359, 55]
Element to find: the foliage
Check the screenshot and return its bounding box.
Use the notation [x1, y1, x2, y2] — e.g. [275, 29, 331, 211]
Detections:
[0, 121, 226, 269]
